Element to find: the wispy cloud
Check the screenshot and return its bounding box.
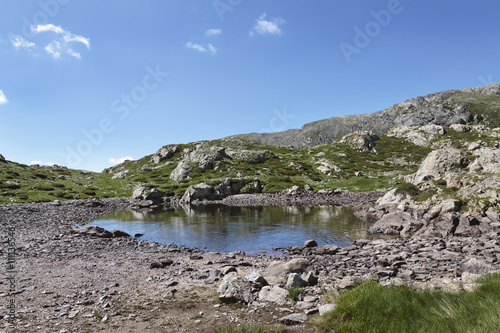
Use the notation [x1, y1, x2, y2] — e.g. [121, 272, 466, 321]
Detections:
[186, 42, 217, 55]
[249, 13, 285, 37]
[109, 156, 134, 165]
[31, 24, 90, 59]
[205, 28, 222, 37]
[0, 90, 8, 105]
[11, 35, 35, 49]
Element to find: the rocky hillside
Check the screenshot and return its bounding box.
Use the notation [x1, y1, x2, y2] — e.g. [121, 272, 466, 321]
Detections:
[232, 84, 500, 148]
[1, 84, 499, 214]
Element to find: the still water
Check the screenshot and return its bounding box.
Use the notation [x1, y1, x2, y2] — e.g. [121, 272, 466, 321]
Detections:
[87, 205, 377, 255]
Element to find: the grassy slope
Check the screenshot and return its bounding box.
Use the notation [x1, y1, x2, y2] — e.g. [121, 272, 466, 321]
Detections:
[1, 87, 499, 204]
[311, 273, 500, 333]
[101, 135, 432, 197]
[1, 120, 498, 205]
[0, 160, 130, 204]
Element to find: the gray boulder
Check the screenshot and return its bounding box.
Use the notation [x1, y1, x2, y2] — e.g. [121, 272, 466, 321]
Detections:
[112, 169, 130, 179]
[339, 131, 379, 151]
[369, 212, 424, 237]
[285, 273, 308, 289]
[217, 274, 254, 304]
[408, 148, 466, 184]
[181, 183, 217, 203]
[70, 226, 112, 238]
[151, 144, 178, 164]
[170, 161, 193, 182]
[225, 149, 276, 164]
[132, 186, 164, 203]
[278, 313, 308, 325]
[183, 143, 226, 169]
[469, 147, 500, 174]
[319, 304, 337, 316]
[258, 286, 288, 305]
[263, 258, 311, 284]
[216, 178, 244, 197]
[461, 258, 493, 275]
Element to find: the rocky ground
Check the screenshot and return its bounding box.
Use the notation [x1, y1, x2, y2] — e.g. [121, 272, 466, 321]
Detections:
[0, 194, 499, 333]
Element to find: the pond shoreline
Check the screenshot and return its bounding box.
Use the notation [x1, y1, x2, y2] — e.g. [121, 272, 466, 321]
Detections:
[1, 195, 499, 332]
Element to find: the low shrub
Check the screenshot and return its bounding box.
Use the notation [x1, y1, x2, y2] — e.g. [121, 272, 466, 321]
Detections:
[395, 182, 420, 197]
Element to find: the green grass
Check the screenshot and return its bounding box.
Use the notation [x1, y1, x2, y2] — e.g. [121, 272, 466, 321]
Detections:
[214, 324, 285, 333]
[0, 161, 132, 204]
[287, 287, 305, 302]
[312, 273, 500, 333]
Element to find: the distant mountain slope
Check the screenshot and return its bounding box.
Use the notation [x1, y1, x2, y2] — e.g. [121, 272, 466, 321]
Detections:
[232, 83, 500, 148]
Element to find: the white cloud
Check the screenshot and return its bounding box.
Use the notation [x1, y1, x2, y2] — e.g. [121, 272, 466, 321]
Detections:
[205, 28, 222, 37]
[32, 23, 65, 34]
[11, 35, 35, 49]
[45, 41, 62, 59]
[249, 13, 285, 37]
[0, 90, 8, 105]
[31, 24, 90, 59]
[30, 161, 55, 166]
[186, 42, 217, 55]
[109, 156, 134, 165]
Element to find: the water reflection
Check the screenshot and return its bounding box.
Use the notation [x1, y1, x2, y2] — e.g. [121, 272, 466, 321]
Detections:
[86, 205, 377, 254]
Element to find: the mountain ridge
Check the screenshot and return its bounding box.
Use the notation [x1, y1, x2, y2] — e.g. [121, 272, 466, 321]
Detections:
[231, 83, 500, 148]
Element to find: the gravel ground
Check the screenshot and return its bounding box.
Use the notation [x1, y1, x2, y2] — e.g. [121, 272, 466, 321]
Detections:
[0, 196, 498, 332]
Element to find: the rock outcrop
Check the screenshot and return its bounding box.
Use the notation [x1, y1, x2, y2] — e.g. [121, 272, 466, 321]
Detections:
[232, 83, 500, 148]
[151, 144, 179, 164]
[407, 148, 466, 184]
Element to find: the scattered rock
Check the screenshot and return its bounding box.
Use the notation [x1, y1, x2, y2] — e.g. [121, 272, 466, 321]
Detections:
[218, 274, 254, 304]
[285, 273, 308, 289]
[258, 286, 288, 306]
[70, 226, 112, 238]
[304, 239, 318, 248]
[318, 304, 336, 316]
[278, 313, 308, 325]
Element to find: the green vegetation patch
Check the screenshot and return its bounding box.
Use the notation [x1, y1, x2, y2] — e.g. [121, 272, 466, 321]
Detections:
[312, 273, 500, 333]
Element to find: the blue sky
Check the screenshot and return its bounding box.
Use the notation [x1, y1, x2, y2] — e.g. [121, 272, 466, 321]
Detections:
[0, 0, 499, 172]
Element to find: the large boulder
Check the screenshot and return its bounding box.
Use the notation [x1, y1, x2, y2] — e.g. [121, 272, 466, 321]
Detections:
[407, 148, 466, 184]
[263, 258, 310, 284]
[387, 125, 445, 146]
[468, 147, 500, 174]
[181, 183, 217, 203]
[170, 161, 193, 182]
[369, 212, 424, 237]
[217, 274, 254, 304]
[339, 131, 379, 151]
[216, 178, 244, 197]
[183, 143, 226, 170]
[112, 169, 130, 179]
[258, 286, 288, 305]
[151, 144, 178, 164]
[225, 149, 276, 164]
[376, 188, 407, 207]
[132, 186, 164, 203]
[315, 158, 342, 174]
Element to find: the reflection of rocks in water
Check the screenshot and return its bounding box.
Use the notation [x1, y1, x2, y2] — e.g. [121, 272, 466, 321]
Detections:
[91, 204, 380, 253]
[132, 211, 148, 220]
